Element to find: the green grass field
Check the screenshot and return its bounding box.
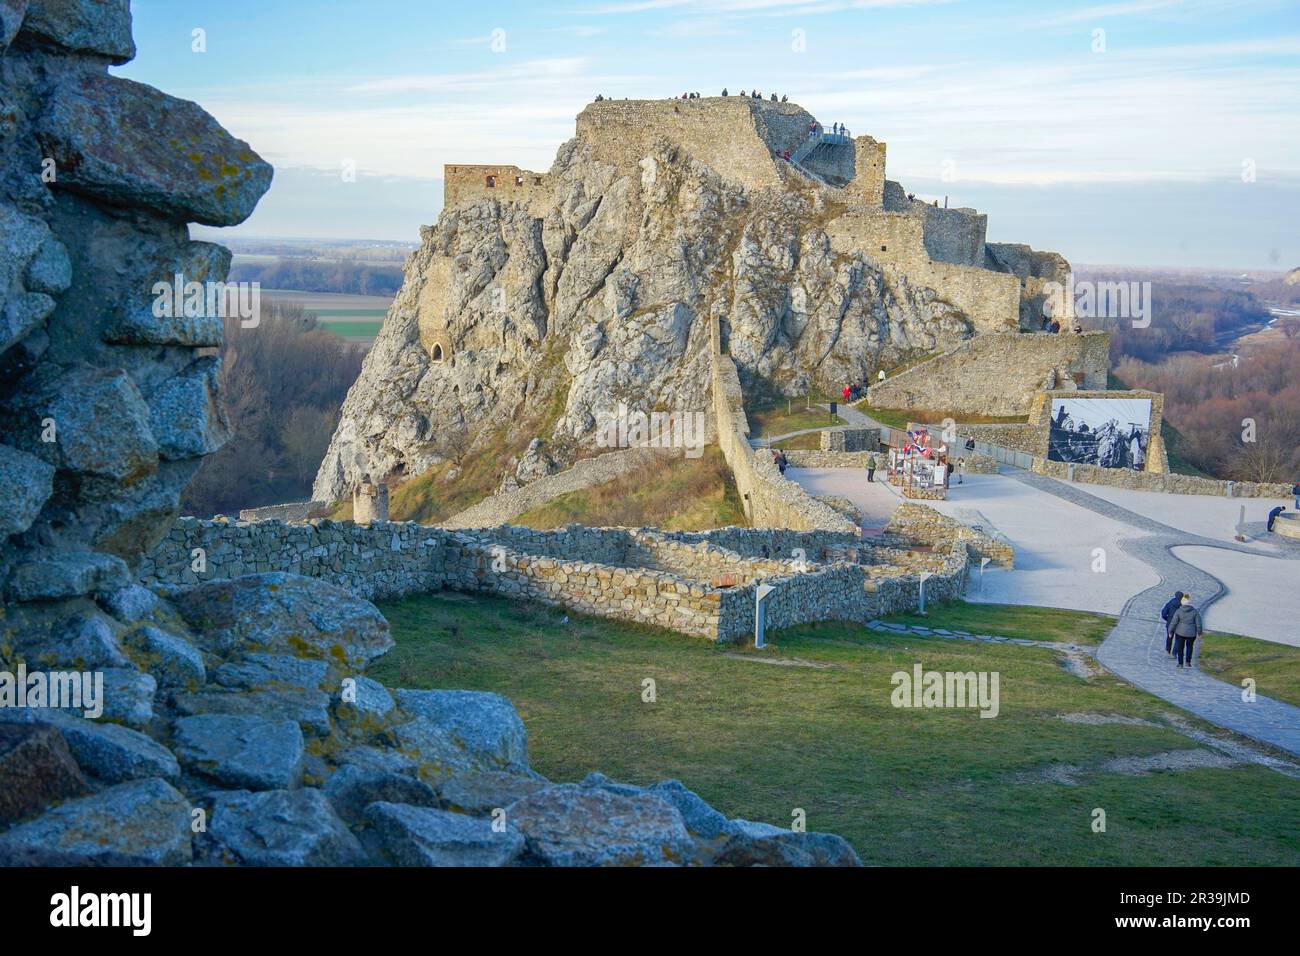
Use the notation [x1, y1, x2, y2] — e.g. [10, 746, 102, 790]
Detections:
[319, 320, 384, 339]
[746, 398, 840, 438]
[370, 593, 1300, 866]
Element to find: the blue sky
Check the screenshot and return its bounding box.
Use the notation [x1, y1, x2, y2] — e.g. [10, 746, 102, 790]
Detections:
[119, 0, 1300, 268]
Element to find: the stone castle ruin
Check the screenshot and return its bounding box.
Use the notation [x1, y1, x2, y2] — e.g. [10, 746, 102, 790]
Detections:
[313, 95, 1099, 504]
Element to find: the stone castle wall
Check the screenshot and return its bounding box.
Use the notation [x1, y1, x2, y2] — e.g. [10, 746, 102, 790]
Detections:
[709, 317, 858, 533]
[574, 98, 814, 193]
[867, 331, 1111, 417]
[823, 210, 1020, 334]
[443, 163, 550, 212]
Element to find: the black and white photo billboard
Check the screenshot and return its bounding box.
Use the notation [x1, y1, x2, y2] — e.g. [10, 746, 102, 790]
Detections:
[1047, 397, 1153, 470]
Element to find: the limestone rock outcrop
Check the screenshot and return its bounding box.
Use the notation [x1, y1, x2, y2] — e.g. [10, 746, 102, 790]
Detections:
[0, 3, 861, 868]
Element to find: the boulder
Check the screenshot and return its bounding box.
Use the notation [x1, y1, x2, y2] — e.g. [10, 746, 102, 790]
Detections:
[1, 366, 158, 485]
[205, 789, 367, 866]
[30, 611, 130, 669]
[333, 675, 395, 722]
[0, 778, 192, 866]
[323, 763, 440, 824]
[212, 653, 329, 693]
[393, 689, 527, 772]
[366, 802, 525, 867]
[0, 723, 89, 826]
[0, 0, 27, 53]
[505, 783, 694, 866]
[173, 687, 331, 736]
[96, 583, 159, 622]
[648, 779, 731, 840]
[437, 770, 549, 816]
[38, 72, 272, 225]
[713, 829, 862, 867]
[7, 550, 130, 601]
[147, 357, 228, 460]
[174, 572, 393, 667]
[15, 0, 135, 63]
[0, 707, 179, 783]
[0, 444, 53, 539]
[99, 667, 155, 728]
[172, 714, 303, 790]
[125, 625, 205, 690]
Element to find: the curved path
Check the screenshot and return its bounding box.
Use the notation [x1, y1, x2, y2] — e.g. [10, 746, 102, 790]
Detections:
[1006, 469, 1300, 757]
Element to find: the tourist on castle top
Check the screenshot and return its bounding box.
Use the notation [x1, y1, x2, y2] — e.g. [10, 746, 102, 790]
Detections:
[1160, 591, 1185, 654]
[1167, 595, 1203, 669]
[595, 94, 603, 102]
[866, 454, 877, 483]
[722, 88, 728, 96]
[1268, 505, 1286, 532]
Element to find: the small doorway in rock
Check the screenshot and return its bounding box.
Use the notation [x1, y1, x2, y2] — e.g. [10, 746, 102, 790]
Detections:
[485, 175, 496, 188]
[431, 343, 444, 362]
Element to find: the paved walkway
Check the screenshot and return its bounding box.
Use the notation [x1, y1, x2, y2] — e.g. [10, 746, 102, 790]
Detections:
[787, 457, 1300, 756]
[1005, 469, 1300, 757]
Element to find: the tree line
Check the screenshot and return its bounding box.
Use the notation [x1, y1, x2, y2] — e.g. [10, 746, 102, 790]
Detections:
[181, 303, 364, 517]
[228, 258, 404, 296]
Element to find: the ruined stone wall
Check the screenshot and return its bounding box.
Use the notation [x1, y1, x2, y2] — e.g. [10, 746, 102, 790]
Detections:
[843, 135, 886, 206]
[823, 210, 1019, 334]
[709, 317, 857, 532]
[866, 331, 1111, 417]
[918, 205, 987, 267]
[886, 502, 1014, 568]
[1030, 458, 1291, 499]
[785, 450, 877, 469]
[141, 516, 970, 642]
[442, 164, 549, 212]
[575, 98, 813, 192]
[821, 428, 882, 453]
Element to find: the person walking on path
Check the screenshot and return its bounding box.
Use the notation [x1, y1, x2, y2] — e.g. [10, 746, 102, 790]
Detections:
[1292, 480, 1300, 510]
[866, 454, 877, 483]
[1167, 594, 1204, 669]
[877, 369, 886, 384]
[955, 457, 965, 485]
[1160, 590, 1184, 654]
[843, 384, 851, 403]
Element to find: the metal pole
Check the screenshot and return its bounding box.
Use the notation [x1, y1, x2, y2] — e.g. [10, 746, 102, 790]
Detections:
[755, 583, 775, 648]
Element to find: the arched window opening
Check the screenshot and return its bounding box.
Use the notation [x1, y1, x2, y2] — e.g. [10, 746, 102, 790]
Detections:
[431, 343, 444, 362]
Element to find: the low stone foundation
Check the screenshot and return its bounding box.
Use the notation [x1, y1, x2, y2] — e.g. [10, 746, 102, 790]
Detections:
[142, 517, 969, 644]
[785, 449, 877, 469]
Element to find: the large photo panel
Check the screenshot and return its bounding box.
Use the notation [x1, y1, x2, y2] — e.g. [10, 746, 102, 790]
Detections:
[1048, 397, 1153, 470]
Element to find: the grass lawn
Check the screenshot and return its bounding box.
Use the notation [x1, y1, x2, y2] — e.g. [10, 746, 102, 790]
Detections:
[514, 447, 747, 531]
[1199, 631, 1300, 709]
[371, 592, 1300, 866]
[883, 601, 1115, 646]
[746, 398, 841, 438]
[859, 403, 1029, 431]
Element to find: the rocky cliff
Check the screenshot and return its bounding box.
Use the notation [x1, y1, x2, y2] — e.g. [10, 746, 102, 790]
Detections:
[314, 99, 1048, 503]
[0, 4, 860, 868]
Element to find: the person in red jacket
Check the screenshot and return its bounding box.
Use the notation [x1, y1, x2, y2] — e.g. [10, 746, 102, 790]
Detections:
[843, 384, 851, 402]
